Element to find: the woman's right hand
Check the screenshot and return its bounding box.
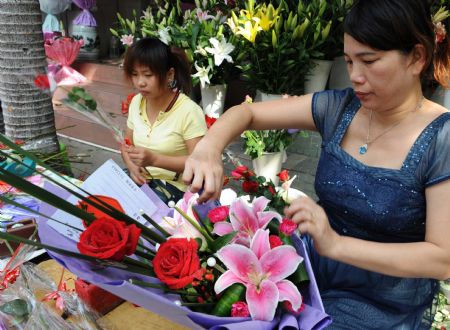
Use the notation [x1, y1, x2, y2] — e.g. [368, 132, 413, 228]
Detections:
[183, 139, 224, 203]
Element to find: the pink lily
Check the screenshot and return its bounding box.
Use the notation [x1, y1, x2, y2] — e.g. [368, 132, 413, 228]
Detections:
[214, 229, 303, 321]
[161, 191, 206, 247]
[213, 196, 281, 246]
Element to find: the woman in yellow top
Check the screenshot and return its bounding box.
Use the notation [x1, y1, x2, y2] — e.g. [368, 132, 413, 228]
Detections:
[121, 37, 207, 201]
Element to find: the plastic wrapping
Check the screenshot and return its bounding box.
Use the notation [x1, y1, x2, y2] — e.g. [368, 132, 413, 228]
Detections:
[39, 0, 72, 33]
[1, 247, 106, 329]
[44, 37, 86, 85]
[72, 0, 97, 27]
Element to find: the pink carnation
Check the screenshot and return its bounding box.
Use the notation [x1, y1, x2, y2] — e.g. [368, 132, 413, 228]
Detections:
[208, 206, 229, 224]
[280, 218, 297, 236]
[231, 301, 250, 317]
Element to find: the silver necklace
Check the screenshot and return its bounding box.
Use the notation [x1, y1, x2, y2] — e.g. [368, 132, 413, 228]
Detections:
[359, 96, 424, 155]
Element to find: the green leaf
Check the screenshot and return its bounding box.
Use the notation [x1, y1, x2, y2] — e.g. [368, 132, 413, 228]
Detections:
[211, 283, 245, 316]
[211, 231, 238, 252]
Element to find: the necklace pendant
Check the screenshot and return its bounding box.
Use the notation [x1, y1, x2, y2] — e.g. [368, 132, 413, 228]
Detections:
[359, 143, 368, 155]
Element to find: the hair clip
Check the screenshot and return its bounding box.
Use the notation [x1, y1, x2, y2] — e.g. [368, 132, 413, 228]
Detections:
[434, 22, 447, 44]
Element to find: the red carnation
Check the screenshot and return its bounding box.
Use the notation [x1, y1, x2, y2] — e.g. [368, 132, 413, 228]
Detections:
[269, 235, 283, 248]
[283, 300, 305, 315]
[208, 205, 229, 224]
[77, 217, 141, 261]
[242, 180, 258, 193]
[277, 169, 289, 182]
[280, 218, 298, 236]
[231, 301, 250, 317]
[153, 238, 203, 289]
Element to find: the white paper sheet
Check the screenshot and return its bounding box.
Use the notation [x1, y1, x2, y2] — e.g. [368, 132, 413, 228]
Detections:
[47, 159, 158, 241]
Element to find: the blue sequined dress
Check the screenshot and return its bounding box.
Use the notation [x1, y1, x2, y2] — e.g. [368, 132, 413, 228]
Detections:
[306, 88, 450, 329]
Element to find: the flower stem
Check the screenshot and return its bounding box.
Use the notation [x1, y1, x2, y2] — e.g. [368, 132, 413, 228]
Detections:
[214, 264, 226, 273]
[129, 279, 200, 296]
[140, 212, 171, 237]
[173, 206, 214, 244]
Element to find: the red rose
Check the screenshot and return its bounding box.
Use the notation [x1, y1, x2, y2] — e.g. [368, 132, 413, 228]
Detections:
[34, 74, 50, 90]
[231, 301, 250, 317]
[153, 238, 203, 289]
[231, 166, 249, 180]
[223, 175, 230, 186]
[77, 195, 125, 226]
[208, 205, 229, 223]
[269, 235, 283, 248]
[77, 217, 141, 261]
[277, 170, 289, 182]
[242, 180, 258, 193]
[280, 218, 297, 236]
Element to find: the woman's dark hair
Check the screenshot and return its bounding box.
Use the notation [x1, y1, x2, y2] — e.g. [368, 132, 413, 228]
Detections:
[123, 37, 192, 94]
[344, 0, 450, 89]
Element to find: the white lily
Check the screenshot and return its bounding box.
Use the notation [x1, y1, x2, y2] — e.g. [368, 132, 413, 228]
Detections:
[157, 27, 172, 45]
[192, 62, 211, 88]
[205, 37, 235, 66]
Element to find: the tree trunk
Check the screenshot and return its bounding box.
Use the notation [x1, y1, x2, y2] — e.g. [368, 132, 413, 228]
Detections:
[0, 0, 59, 153]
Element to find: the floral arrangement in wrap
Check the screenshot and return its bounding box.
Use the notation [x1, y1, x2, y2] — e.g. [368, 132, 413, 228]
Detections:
[0, 137, 331, 329]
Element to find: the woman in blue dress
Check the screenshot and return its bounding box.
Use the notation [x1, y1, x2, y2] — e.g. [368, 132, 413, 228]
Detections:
[183, 0, 450, 328]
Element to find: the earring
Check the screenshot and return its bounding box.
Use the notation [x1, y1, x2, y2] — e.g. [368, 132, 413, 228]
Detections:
[168, 79, 177, 89]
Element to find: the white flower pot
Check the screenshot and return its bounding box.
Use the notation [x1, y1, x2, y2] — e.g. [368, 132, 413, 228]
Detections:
[431, 86, 450, 110]
[71, 25, 100, 61]
[328, 56, 352, 90]
[201, 84, 227, 118]
[304, 59, 333, 94]
[252, 151, 286, 185]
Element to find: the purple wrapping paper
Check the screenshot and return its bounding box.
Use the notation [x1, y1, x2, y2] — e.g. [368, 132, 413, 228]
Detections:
[72, 0, 97, 27]
[37, 182, 331, 329]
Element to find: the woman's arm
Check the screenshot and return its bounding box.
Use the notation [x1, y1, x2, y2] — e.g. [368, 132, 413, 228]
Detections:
[286, 179, 450, 280]
[126, 136, 203, 173]
[183, 94, 316, 202]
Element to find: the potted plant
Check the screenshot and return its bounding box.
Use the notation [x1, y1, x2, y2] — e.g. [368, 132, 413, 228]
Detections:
[228, 0, 315, 97]
[171, 0, 239, 118]
[298, 0, 353, 93]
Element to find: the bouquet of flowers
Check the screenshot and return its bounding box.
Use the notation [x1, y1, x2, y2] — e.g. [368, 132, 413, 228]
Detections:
[0, 137, 330, 329]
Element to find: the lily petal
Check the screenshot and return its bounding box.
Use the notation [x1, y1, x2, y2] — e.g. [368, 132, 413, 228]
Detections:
[246, 280, 279, 321]
[260, 246, 303, 282]
[214, 270, 245, 294]
[212, 221, 234, 236]
[216, 244, 261, 281]
[252, 196, 270, 213]
[230, 198, 259, 234]
[277, 279, 302, 311]
[250, 229, 270, 259]
[256, 210, 282, 229]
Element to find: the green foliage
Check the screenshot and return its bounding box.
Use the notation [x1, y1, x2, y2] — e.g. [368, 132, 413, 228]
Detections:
[67, 87, 97, 111]
[242, 129, 300, 159]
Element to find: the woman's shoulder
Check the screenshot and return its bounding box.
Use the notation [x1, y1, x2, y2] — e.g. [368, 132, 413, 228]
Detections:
[175, 93, 203, 114]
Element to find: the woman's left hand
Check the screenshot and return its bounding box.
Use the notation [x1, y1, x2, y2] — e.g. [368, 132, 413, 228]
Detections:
[285, 196, 340, 257]
[125, 145, 156, 168]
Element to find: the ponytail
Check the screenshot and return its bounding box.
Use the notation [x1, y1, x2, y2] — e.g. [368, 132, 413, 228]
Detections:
[169, 46, 192, 94]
